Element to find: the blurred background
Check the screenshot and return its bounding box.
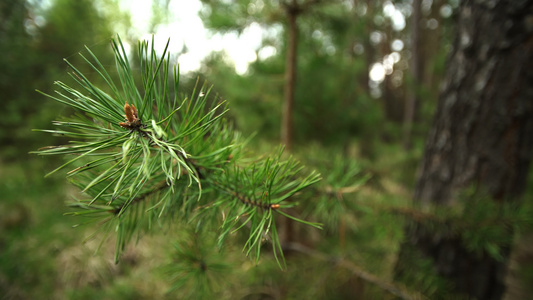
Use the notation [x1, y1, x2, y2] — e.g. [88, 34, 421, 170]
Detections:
[1, 0, 532, 299]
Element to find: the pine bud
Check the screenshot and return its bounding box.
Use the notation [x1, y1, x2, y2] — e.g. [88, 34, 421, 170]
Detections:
[124, 102, 135, 122]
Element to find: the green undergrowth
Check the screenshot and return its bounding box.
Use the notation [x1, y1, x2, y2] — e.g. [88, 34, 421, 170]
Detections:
[10, 140, 533, 299]
[1, 139, 413, 299]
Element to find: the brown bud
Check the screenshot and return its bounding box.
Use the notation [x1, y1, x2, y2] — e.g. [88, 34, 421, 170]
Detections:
[124, 102, 134, 122]
[131, 104, 138, 119]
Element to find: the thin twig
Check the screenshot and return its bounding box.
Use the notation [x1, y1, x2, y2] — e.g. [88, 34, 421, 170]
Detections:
[211, 181, 280, 210]
[112, 180, 169, 214]
[285, 242, 427, 300]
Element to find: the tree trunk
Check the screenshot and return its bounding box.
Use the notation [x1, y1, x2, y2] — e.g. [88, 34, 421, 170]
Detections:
[403, 0, 422, 149]
[282, 3, 299, 151]
[396, 1, 533, 299]
[381, 24, 404, 124]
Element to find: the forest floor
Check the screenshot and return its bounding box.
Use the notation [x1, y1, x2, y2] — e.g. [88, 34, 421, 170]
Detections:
[1, 143, 532, 299]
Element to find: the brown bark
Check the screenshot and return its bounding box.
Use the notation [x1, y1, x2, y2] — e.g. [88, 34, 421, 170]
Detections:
[358, 0, 373, 95]
[396, 0, 533, 299]
[403, 0, 422, 149]
[381, 24, 404, 123]
[281, 2, 299, 151]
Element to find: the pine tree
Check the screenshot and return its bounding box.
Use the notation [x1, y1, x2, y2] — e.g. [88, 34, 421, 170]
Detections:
[395, 1, 533, 299]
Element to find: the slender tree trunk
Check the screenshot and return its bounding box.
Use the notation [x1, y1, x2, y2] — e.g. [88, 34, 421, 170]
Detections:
[403, 0, 422, 149]
[282, 3, 299, 151]
[356, 0, 372, 96]
[381, 24, 404, 124]
[279, 1, 302, 251]
[395, 1, 533, 299]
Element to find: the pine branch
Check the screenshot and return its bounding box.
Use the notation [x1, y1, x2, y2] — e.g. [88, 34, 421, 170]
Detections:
[111, 180, 169, 215]
[33, 35, 321, 266]
[214, 181, 281, 210]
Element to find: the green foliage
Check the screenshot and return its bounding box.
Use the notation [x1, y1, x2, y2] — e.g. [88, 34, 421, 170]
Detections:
[394, 187, 533, 297]
[457, 190, 531, 260]
[164, 226, 234, 299]
[199, 0, 386, 148]
[0, 0, 45, 158]
[437, 188, 530, 260]
[212, 148, 321, 264]
[305, 151, 372, 233]
[200, 0, 281, 32]
[0, 0, 118, 161]
[39, 0, 114, 59]
[394, 241, 456, 299]
[0, 160, 74, 299]
[33, 36, 321, 267]
[5, 0, 531, 298]
[198, 52, 284, 141]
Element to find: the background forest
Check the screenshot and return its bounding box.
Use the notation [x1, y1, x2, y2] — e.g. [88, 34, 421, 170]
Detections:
[1, 0, 532, 299]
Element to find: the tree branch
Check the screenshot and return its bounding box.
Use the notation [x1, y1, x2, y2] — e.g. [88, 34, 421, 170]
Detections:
[112, 180, 169, 215]
[285, 242, 427, 300]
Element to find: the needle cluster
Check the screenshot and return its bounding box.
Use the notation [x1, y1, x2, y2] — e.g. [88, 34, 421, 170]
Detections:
[33, 36, 321, 266]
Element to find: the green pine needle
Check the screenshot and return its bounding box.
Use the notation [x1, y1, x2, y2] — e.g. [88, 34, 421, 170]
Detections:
[33, 35, 322, 267]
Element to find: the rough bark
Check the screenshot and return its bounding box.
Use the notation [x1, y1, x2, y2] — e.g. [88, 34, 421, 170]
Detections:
[396, 1, 533, 299]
